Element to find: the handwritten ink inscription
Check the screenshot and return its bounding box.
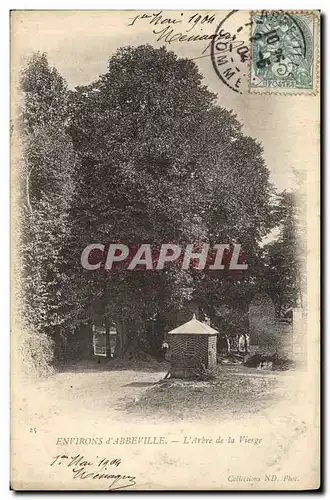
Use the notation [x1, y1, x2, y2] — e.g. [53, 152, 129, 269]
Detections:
[50, 454, 136, 490]
[128, 11, 217, 44]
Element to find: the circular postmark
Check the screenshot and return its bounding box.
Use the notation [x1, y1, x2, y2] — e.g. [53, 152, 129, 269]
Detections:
[210, 10, 251, 94]
[210, 10, 315, 94]
[250, 11, 313, 91]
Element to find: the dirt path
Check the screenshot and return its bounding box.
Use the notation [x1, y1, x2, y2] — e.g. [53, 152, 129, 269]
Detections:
[12, 363, 316, 491]
[15, 363, 168, 425]
[13, 361, 302, 431]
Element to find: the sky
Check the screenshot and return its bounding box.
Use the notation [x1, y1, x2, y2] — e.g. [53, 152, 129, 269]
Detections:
[11, 10, 319, 193]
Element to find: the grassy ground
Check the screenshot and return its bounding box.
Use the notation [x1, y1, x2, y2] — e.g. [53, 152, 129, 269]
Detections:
[57, 356, 169, 373]
[123, 364, 287, 421]
[16, 359, 297, 426]
[13, 359, 312, 490]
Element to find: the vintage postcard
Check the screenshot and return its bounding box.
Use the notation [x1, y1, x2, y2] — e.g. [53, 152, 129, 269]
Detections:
[10, 10, 320, 491]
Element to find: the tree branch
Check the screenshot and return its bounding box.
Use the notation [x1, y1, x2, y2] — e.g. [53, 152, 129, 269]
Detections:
[26, 167, 34, 213]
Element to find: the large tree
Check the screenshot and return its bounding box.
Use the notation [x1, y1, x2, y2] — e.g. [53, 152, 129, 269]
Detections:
[66, 45, 276, 356]
[263, 189, 305, 316]
[16, 46, 279, 367]
[18, 52, 77, 368]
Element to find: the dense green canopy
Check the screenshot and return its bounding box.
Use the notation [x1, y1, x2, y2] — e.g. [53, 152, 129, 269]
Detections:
[17, 46, 301, 366]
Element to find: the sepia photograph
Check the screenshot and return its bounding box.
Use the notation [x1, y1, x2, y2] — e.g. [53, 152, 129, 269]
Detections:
[10, 9, 320, 491]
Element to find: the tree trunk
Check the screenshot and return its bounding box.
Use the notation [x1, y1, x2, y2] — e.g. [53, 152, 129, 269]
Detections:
[225, 334, 231, 354]
[114, 319, 127, 358]
[104, 316, 111, 359]
[26, 170, 33, 213]
[114, 319, 146, 359]
[243, 333, 249, 354]
[53, 325, 65, 362]
[86, 322, 94, 358]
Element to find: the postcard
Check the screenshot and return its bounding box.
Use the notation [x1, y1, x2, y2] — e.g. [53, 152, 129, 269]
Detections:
[10, 9, 320, 490]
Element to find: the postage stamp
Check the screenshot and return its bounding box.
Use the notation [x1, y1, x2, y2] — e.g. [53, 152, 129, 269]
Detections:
[249, 11, 320, 94]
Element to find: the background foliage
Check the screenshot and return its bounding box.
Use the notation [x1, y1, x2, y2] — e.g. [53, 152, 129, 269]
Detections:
[16, 47, 304, 372]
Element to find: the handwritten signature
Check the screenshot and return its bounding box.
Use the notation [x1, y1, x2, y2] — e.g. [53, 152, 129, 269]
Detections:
[50, 454, 136, 490]
[128, 11, 217, 45]
[126, 10, 249, 66]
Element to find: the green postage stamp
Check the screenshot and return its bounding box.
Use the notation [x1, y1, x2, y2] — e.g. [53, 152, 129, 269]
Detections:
[250, 11, 320, 94]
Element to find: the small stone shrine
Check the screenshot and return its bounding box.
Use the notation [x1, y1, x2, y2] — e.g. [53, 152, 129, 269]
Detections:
[168, 314, 218, 378]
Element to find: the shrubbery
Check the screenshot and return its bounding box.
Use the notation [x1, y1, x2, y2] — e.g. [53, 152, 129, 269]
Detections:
[17, 330, 55, 378]
[193, 362, 217, 381]
[244, 352, 295, 371]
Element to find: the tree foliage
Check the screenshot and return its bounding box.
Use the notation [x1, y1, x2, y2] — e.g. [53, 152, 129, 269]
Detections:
[66, 45, 277, 352]
[16, 46, 297, 366]
[18, 52, 77, 343]
[263, 190, 305, 316]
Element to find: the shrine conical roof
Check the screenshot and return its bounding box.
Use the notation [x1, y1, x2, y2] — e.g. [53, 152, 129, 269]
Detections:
[168, 314, 218, 335]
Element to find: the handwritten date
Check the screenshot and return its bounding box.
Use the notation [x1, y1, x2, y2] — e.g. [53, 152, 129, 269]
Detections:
[128, 11, 215, 33]
[50, 454, 136, 490]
